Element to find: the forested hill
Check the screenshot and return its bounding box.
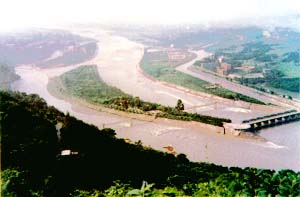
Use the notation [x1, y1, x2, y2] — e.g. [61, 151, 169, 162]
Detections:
[0, 64, 20, 90]
[1, 91, 300, 196]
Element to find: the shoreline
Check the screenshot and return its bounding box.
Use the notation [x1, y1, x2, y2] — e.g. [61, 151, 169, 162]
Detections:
[47, 74, 266, 141]
[12, 27, 300, 171]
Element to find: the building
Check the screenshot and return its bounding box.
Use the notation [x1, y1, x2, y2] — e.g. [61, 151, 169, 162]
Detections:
[216, 67, 226, 76]
[216, 63, 231, 76]
[220, 63, 231, 71]
[168, 50, 186, 61]
[234, 65, 255, 73]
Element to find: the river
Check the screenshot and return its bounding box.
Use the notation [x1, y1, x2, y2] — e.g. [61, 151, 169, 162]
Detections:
[10, 28, 300, 171]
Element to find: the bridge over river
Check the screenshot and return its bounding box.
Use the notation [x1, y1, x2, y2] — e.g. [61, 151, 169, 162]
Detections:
[234, 110, 300, 131]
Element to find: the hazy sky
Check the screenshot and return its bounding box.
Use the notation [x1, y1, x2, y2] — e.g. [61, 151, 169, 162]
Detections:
[0, 0, 299, 31]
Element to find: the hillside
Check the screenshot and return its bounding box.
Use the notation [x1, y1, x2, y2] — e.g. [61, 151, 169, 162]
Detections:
[0, 64, 19, 89]
[1, 91, 300, 196]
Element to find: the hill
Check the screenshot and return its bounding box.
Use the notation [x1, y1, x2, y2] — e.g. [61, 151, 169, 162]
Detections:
[1, 91, 299, 196]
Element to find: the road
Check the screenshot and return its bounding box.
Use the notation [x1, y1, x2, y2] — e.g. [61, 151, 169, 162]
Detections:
[176, 51, 300, 109]
[67, 27, 286, 123]
[10, 26, 300, 171]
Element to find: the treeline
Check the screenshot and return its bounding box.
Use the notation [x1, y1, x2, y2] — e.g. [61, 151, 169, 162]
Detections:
[103, 97, 230, 126]
[236, 69, 300, 93]
[282, 51, 299, 63]
[1, 91, 300, 196]
[268, 77, 300, 93]
[141, 51, 266, 105]
[50, 65, 231, 126]
[0, 64, 20, 90]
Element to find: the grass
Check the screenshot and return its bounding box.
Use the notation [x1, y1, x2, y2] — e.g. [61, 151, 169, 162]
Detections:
[49, 65, 231, 126]
[51, 65, 128, 103]
[141, 51, 265, 105]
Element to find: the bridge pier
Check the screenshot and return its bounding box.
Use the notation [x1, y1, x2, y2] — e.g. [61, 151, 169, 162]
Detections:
[262, 120, 269, 127]
[269, 119, 276, 126]
[239, 110, 300, 132]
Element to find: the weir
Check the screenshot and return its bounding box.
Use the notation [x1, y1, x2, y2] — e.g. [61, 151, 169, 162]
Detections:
[236, 110, 300, 131]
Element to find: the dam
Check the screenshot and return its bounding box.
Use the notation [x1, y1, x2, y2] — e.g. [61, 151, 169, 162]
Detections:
[226, 109, 300, 132]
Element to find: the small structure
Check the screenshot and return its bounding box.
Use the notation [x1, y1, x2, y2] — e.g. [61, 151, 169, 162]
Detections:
[236, 110, 300, 132]
[216, 63, 231, 76]
[234, 65, 255, 72]
[60, 149, 79, 156]
[220, 63, 231, 71]
[167, 50, 186, 61]
[228, 74, 242, 79]
[163, 145, 176, 154]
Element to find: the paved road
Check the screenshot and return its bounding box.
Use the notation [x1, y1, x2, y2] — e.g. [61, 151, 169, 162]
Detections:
[68, 28, 286, 123]
[10, 27, 300, 171]
[176, 51, 300, 109]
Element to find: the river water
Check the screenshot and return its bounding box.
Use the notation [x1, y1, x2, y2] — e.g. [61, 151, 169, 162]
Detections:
[11, 65, 300, 172]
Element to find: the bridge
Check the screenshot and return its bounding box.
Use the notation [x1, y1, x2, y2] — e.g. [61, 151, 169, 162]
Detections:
[235, 109, 300, 131]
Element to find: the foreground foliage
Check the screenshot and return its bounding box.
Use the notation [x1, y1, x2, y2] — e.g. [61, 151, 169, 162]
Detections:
[1, 91, 300, 196]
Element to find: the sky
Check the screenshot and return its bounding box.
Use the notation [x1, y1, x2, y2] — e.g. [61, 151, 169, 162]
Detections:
[0, 0, 299, 31]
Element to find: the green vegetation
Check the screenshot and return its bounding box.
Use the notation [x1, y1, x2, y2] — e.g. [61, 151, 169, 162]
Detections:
[141, 51, 265, 105]
[0, 64, 19, 89]
[49, 65, 230, 126]
[175, 99, 184, 111]
[217, 42, 278, 63]
[275, 63, 300, 78]
[237, 68, 300, 93]
[213, 41, 300, 93]
[282, 51, 300, 63]
[50, 65, 129, 102]
[267, 77, 299, 92]
[1, 91, 300, 196]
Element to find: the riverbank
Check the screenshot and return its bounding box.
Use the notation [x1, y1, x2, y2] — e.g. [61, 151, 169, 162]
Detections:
[11, 27, 300, 171]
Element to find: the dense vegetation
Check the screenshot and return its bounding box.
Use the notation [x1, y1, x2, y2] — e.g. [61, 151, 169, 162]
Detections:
[1, 91, 300, 196]
[0, 64, 20, 89]
[49, 65, 230, 126]
[282, 51, 300, 63]
[213, 41, 300, 93]
[141, 51, 265, 105]
[267, 77, 300, 92]
[236, 67, 300, 93]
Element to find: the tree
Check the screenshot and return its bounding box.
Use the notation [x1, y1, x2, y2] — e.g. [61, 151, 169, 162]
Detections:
[175, 99, 184, 111]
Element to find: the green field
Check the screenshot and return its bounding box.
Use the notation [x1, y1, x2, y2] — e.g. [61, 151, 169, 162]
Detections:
[141, 51, 265, 105]
[49, 65, 231, 126]
[49, 65, 128, 103]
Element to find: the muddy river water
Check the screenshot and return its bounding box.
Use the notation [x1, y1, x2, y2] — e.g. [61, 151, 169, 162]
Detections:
[11, 28, 300, 171]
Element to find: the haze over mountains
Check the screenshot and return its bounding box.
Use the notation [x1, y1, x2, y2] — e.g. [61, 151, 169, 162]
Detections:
[1, 0, 300, 32]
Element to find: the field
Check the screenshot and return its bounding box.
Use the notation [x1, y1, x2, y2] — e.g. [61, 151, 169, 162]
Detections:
[141, 50, 265, 104]
[49, 65, 128, 103]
